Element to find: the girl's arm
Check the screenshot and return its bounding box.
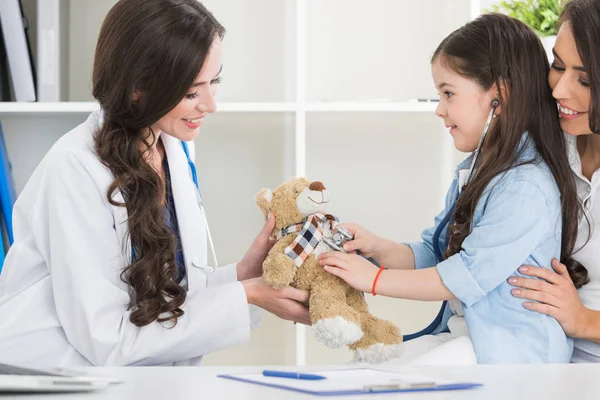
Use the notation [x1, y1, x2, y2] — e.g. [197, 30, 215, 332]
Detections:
[318, 252, 455, 300]
[377, 267, 455, 300]
[339, 224, 417, 270]
[321, 178, 554, 307]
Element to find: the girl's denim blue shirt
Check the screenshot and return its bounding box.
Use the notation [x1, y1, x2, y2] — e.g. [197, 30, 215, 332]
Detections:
[407, 134, 572, 364]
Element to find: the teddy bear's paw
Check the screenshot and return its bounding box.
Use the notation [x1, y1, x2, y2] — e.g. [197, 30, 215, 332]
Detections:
[314, 317, 364, 348]
[263, 268, 294, 289]
[353, 342, 405, 364]
[263, 277, 289, 290]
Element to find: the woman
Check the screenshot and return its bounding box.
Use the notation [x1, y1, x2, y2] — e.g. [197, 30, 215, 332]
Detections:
[509, 0, 600, 363]
[0, 0, 309, 367]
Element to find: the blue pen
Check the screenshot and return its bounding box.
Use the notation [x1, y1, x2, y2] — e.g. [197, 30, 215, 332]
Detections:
[262, 370, 326, 380]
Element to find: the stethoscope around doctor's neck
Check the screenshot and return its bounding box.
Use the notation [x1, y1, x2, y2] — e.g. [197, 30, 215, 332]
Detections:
[130, 140, 219, 268]
[404, 98, 499, 341]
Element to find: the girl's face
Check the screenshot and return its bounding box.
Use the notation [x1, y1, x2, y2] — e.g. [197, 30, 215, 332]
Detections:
[548, 22, 592, 136]
[152, 37, 223, 141]
[432, 58, 499, 152]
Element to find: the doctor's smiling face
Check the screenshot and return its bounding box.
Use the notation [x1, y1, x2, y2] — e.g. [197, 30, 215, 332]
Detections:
[432, 57, 499, 152]
[151, 37, 223, 141]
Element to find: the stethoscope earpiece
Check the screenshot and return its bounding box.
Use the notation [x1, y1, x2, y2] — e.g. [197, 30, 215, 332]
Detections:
[491, 99, 500, 108]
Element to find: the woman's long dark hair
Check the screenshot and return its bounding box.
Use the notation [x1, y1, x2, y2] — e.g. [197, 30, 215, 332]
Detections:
[92, 0, 225, 327]
[433, 13, 588, 288]
[561, 0, 600, 134]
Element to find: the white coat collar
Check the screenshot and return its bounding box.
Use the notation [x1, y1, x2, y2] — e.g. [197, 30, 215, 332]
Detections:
[161, 133, 209, 291]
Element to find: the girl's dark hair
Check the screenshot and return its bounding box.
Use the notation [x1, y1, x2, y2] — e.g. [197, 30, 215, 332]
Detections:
[92, 0, 225, 327]
[560, 0, 600, 134]
[432, 13, 588, 288]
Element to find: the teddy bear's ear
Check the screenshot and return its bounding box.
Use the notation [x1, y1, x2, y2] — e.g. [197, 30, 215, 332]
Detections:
[255, 188, 272, 218]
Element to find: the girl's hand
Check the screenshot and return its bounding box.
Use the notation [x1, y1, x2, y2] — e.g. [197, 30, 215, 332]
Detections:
[338, 223, 386, 259]
[318, 251, 380, 293]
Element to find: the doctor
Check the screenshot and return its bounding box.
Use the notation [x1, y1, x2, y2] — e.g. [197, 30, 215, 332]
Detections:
[0, 0, 310, 367]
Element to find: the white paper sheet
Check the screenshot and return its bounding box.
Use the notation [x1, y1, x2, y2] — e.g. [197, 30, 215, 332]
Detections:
[226, 368, 461, 393]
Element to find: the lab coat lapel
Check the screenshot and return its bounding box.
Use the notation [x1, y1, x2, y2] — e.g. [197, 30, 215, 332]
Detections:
[161, 134, 208, 291]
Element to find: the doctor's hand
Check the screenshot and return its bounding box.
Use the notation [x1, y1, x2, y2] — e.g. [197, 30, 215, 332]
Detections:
[318, 251, 380, 294]
[237, 214, 277, 281]
[243, 278, 311, 325]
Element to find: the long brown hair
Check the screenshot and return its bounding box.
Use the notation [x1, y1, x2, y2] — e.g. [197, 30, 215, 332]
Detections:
[433, 13, 588, 288]
[92, 0, 225, 327]
[561, 0, 600, 134]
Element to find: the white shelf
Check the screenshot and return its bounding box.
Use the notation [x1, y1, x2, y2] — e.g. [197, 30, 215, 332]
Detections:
[218, 103, 297, 112]
[0, 102, 297, 114]
[0, 102, 100, 114]
[305, 102, 437, 112]
[0, 101, 438, 115]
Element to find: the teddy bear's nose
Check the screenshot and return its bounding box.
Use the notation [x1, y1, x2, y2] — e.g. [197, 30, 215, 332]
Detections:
[309, 181, 326, 192]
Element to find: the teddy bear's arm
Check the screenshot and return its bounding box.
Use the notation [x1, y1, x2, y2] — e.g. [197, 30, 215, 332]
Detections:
[263, 235, 297, 290]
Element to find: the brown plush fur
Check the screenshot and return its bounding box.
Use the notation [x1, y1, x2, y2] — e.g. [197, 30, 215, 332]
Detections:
[256, 178, 403, 360]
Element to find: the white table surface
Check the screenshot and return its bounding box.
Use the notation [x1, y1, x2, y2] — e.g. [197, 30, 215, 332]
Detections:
[2, 363, 599, 399]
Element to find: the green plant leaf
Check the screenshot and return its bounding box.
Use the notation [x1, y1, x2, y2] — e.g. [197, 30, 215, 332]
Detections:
[485, 0, 564, 36]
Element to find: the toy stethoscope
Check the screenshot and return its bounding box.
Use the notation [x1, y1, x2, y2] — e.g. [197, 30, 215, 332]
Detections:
[404, 99, 499, 341]
[131, 141, 219, 268]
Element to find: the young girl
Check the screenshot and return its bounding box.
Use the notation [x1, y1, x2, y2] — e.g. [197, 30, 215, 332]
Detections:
[319, 13, 588, 364]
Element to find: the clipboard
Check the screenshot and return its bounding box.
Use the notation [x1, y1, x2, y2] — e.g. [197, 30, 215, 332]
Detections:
[218, 368, 482, 396]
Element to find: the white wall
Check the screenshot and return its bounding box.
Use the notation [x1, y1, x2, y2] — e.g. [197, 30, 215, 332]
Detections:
[306, 0, 471, 102]
[67, 0, 295, 102]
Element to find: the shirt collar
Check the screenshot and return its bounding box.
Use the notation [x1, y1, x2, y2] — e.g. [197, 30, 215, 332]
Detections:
[565, 133, 585, 179]
[564, 132, 597, 204]
[456, 131, 535, 174]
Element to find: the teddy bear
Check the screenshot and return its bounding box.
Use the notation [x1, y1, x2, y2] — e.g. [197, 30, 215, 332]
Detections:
[256, 177, 403, 363]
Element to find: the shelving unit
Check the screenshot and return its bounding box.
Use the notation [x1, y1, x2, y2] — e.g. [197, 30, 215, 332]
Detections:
[0, 0, 490, 366]
[0, 101, 440, 114]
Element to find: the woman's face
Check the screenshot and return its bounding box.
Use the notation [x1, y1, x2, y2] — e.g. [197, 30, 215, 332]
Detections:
[153, 37, 223, 141]
[548, 22, 592, 136]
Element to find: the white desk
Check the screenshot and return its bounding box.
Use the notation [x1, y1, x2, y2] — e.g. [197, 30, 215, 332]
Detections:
[2, 364, 599, 399]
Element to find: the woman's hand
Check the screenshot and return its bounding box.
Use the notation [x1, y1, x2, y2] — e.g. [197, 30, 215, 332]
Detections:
[509, 258, 590, 338]
[243, 278, 311, 325]
[237, 214, 276, 280]
[318, 251, 380, 293]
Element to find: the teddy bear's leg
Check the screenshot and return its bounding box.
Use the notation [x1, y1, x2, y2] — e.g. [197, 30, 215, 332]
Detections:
[346, 289, 404, 364]
[309, 273, 364, 348]
[263, 252, 298, 290]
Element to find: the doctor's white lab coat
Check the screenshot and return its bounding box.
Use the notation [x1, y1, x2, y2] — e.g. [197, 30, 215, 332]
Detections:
[0, 110, 262, 367]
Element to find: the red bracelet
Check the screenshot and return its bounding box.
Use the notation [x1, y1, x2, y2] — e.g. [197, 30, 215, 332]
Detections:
[371, 265, 386, 296]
